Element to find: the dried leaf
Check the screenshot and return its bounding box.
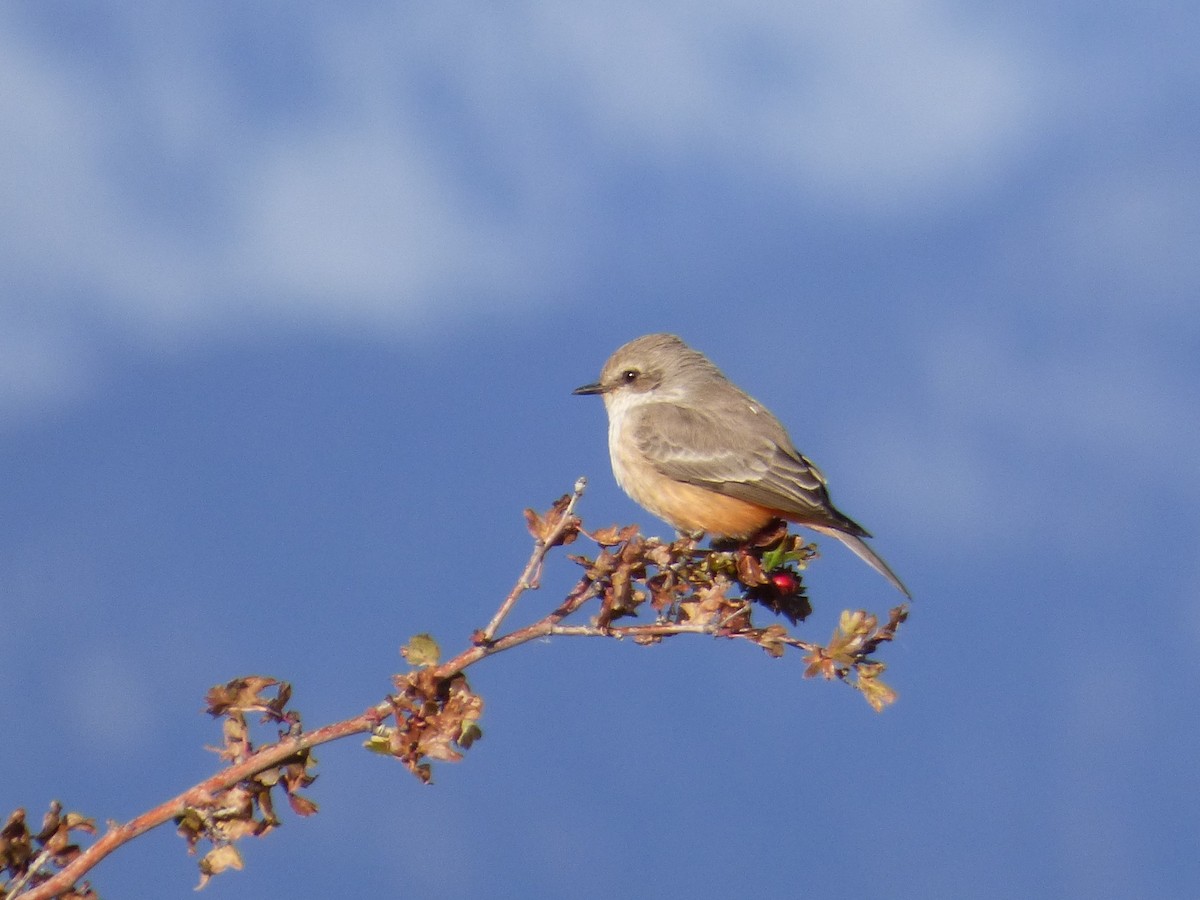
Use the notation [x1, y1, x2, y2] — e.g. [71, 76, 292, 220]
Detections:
[63, 813, 97, 834]
[803, 649, 838, 680]
[205, 677, 280, 717]
[747, 519, 790, 548]
[735, 550, 767, 586]
[858, 672, 898, 712]
[757, 624, 789, 658]
[287, 794, 319, 817]
[196, 844, 244, 890]
[589, 524, 624, 545]
[523, 508, 546, 541]
[418, 733, 464, 762]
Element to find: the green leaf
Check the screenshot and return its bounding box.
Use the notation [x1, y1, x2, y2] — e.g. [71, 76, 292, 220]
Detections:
[363, 732, 395, 755]
[401, 633, 441, 668]
[458, 719, 483, 749]
[760, 544, 787, 571]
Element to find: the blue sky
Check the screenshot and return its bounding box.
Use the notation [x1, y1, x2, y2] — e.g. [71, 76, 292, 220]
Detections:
[2, 2, 1198, 898]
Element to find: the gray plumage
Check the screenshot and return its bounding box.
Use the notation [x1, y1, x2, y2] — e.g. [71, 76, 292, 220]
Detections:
[575, 333, 910, 598]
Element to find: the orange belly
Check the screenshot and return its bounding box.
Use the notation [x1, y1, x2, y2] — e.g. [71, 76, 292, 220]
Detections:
[618, 465, 776, 538]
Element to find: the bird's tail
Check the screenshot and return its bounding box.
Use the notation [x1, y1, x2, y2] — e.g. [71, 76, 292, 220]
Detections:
[807, 524, 911, 599]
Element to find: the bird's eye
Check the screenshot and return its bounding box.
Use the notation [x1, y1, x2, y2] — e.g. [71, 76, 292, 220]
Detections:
[621, 369, 639, 383]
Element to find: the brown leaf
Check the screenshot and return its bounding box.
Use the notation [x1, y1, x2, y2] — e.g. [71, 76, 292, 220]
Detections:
[597, 561, 642, 628]
[679, 578, 734, 626]
[858, 672, 898, 712]
[826, 610, 877, 664]
[643, 539, 675, 568]
[860, 604, 911, 655]
[632, 632, 664, 646]
[215, 716, 250, 762]
[523, 508, 546, 541]
[211, 785, 255, 821]
[196, 844, 244, 889]
[417, 732, 465, 762]
[757, 624, 789, 658]
[63, 812, 97, 835]
[281, 757, 317, 797]
[287, 794, 319, 817]
[175, 808, 205, 851]
[735, 551, 767, 587]
[218, 815, 270, 842]
[265, 681, 294, 720]
[746, 519, 789, 548]
[525, 494, 581, 547]
[205, 676, 280, 717]
[589, 524, 623, 546]
[545, 492, 572, 522]
[803, 649, 838, 680]
[646, 570, 682, 614]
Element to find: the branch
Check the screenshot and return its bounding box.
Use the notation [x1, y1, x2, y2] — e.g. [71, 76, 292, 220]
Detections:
[14, 716, 375, 900]
[3, 484, 909, 899]
[478, 476, 587, 642]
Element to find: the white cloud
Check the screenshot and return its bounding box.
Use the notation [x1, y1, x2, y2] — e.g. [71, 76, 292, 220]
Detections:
[536, 1, 1043, 210]
[0, 1, 1183, 428]
[0, 8, 576, 418]
[0, 1, 1049, 308]
[0, 18, 555, 331]
[227, 130, 538, 322]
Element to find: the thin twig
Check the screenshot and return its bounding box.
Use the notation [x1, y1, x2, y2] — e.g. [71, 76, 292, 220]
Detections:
[7, 848, 53, 898]
[21, 517, 607, 899]
[479, 477, 586, 642]
[20, 716, 375, 900]
[548, 621, 821, 653]
[437, 574, 603, 679]
[13, 481, 890, 899]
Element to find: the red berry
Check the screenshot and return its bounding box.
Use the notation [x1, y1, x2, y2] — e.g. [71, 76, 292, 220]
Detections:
[770, 571, 798, 594]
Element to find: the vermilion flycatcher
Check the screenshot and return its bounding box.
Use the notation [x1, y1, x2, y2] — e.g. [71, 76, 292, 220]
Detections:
[574, 333, 910, 597]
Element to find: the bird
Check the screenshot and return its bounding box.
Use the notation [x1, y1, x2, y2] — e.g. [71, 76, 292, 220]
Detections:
[573, 333, 910, 598]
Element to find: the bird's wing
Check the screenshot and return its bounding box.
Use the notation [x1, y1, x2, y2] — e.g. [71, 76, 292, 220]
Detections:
[629, 402, 861, 533]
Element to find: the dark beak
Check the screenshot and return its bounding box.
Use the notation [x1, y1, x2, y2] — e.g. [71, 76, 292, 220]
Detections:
[572, 381, 605, 396]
